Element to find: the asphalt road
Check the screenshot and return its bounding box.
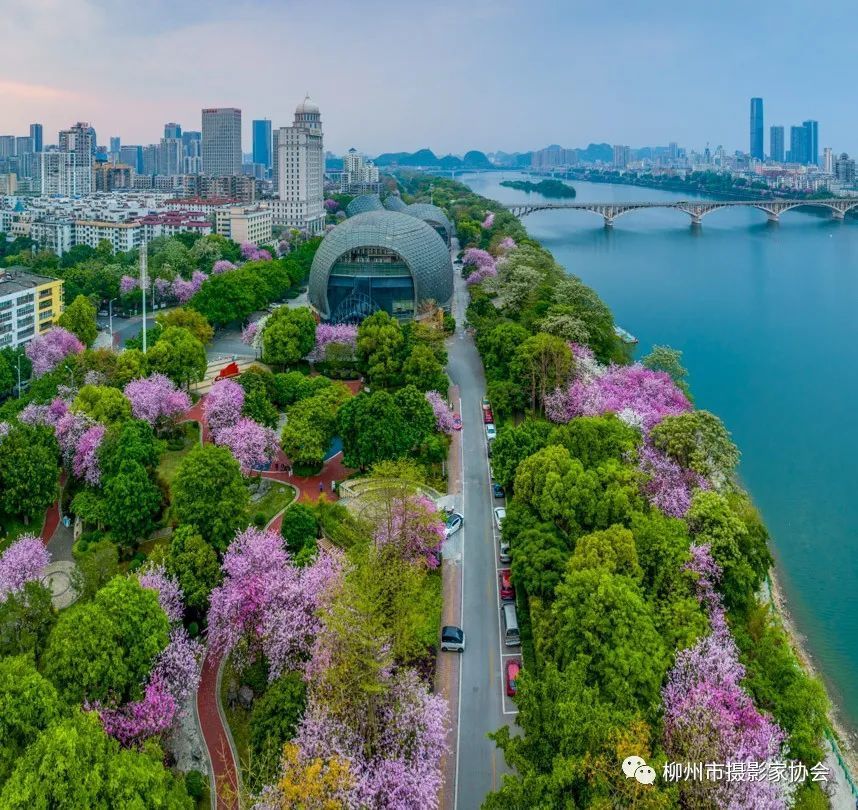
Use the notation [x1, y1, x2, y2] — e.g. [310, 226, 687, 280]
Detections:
[446, 240, 517, 810]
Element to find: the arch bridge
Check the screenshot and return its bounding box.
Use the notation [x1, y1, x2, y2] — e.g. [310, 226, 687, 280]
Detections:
[505, 198, 858, 227]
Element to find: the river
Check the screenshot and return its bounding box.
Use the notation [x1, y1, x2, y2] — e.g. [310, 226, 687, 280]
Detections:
[461, 171, 858, 740]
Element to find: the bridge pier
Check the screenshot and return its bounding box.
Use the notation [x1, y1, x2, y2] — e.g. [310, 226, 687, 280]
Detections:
[832, 210, 845, 221]
[603, 216, 614, 228]
[690, 214, 702, 226]
[767, 212, 780, 223]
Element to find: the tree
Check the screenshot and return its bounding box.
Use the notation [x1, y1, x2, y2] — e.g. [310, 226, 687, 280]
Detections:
[650, 410, 739, 482]
[280, 385, 349, 467]
[113, 348, 148, 386]
[25, 326, 84, 377]
[72, 539, 119, 601]
[156, 307, 214, 345]
[123, 374, 190, 432]
[249, 673, 308, 788]
[104, 460, 162, 547]
[642, 344, 690, 396]
[0, 424, 58, 523]
[262, 306, 317, 368]
[510, 332, 572, 412]
[0, 351, 14, 394]
[242, 384, 279, 429]
[549, 414, 640, 469]
[0, 711, 193, 809]
[337, 390, 411, 471]
[57, 294, 98, 347]
[356, 310, 404, 388]
[0, 582, 56, 659]
[100, 418, 160, 479]
[568, 524, 643, 581]
[0, 655, 61, 784]
[72, 384, 132, 424]
[510, 524, 571, 599]
[490, 419, 553, 490]
[400, 343, 448, 393]
[393, 384, 436, 447]
[171, 444, 249, 552]
[43, 577, 170, 704]
[161, 525, 221, 613]
[476, 321, 530, 381]
[280, 503, 319, 563]
[146, 326, 207, 388]
[269, 743, 353, 809]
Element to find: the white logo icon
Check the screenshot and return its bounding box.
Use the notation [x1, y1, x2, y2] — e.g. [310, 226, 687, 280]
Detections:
[622, 756, 656, 785]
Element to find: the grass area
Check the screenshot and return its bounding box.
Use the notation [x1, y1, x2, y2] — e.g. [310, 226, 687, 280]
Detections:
[219, 657, 252, 785]
[248, 480, 296, 527]
[0, 513, 43, 552]
[157, 421, 200, 488]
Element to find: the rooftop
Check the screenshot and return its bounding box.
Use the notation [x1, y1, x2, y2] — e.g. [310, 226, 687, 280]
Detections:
[0, 267, 60, 295]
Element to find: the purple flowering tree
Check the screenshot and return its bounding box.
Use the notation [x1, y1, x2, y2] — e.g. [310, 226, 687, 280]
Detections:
[241, 321, 259, 346]
[324, 198, 339, 213]
[481, 212, 495, 229]
[73, 423, 106, 485]
[307, 323, 358, 362]
[425, 390, 455, 435]
[638, 443, 709, 518]
[119, 274, 139, 295]
[124, 373, 190, 432]
[0, 421, 8, 442]
[498, 236, 517, 252]
[214, 417, 278, 470]
[240, 241, 258, 260]
[25, 327, 84, 377]
[153, 277, 171, 298]
[662, 544, 788, 808]
[211, 259, 237, 275]
[544, 363, 691, 433]
[138, 564, 185, 624]
[203, 379, 244, 439]
[54, 410, 92, 465]
[462, 247, 495, 270]
[0, 534, 50, 600]
[374, 494, 445, 569]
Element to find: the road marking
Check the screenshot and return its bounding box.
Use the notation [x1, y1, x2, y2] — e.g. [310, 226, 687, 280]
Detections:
[453, 391, 464, 810]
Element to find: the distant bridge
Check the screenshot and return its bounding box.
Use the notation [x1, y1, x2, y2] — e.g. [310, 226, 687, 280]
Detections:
[505, 198, 858, 226]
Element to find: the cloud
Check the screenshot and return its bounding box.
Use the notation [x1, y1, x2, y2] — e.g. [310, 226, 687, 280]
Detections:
[0, 79, 81, 102]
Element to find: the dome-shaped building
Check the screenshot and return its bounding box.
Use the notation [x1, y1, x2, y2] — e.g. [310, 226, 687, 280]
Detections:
[383, 194, 408, 212]
[345, 194, 384, 217]
[404, 203, 452, 245]
[309, 211, 453, 323]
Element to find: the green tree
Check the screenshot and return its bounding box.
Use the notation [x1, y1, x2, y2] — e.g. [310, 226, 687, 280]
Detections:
[650, 410, 739, 481]
[356, 310, 404, 388]
[171, 444, 249, 551]
[242, 384, 279, 429]
[549, 414, 641, 470]
[147, 326, 207, 388]
[72, 384, 132, 424]
[337, 390, 411, 471]
[71, 539, 119, 601]
[0, 711, 192, 809]
[261, 306, 316, 368]
[0, 351, 14, 394]
[100, 418, 160, 479]
[188, 269, 259, 326]
[552, 274, 622, 363]
[491, 419, 554, 490]
[43, 577, 170, 704]
[280, 384, 349, 467]
[162, 525, 221, 613]
[0, 424, 58, 523]
[0, 656, 61, 784]
[400, 343, 448, 393]
[104, 460, 162, 547]
[510, 332, 572, 412]
[156, 307, 214, 345]
[568, 524, 643, 581]
[249, 672, 307, 788]
[57, 294, 98, 346]
[113, 348, 148, 386]
[280, 503, 319, 563]
[393, 384, 436, 448]
[476, 321, 530, 381]
[642, 344, 690, 396]
[510, 524, 571, 599]
[0, 582, 56, 659]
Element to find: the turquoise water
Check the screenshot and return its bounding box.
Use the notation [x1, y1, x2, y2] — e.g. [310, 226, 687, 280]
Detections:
[462, 172, 858, 736]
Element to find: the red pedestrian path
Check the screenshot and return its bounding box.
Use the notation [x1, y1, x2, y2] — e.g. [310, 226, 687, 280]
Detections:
[40, 472, 66, 545]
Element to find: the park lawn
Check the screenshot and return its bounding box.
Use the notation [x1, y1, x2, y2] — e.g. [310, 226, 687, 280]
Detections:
[248, 480, 297, 527]
[0, 514, 43, 552]
[157, 421, 201, 488]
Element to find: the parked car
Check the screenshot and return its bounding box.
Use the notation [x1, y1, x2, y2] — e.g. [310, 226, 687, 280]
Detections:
[499, 568, 515, 601]
[485, 424, 497, 441]
[506, 659, 521, 696]
[441, 625, 465, 652]
[481, 396, 491, 411]
[452, 413, 462, 431]
[492, 481, 505, 498]
[483, 408, 494, 424]
[494, 506, 506, 531]
[444, 512, 463, 538]
[499, 538, 511, 563]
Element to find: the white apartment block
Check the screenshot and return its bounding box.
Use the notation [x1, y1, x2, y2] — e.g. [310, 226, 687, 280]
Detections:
[341, 148, 380, 192]
[38, 151, 93, 196]
[30, 220, 74, 256]
[274, 96, 325, 234]
[214, 206, 273, 245]
[74, 220, 142, 253]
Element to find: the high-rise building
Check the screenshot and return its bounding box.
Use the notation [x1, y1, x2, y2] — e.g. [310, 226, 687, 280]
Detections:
[109, 136, 120, 154]
[340, 148, 380, 193]
[612, 144, 630, 169]
[273, 96, 325, 234]
[37, 151, 91, 195]
[56, 122, 94, 194]
[182, 131, 201, 156]
[164, 122, 182, 140]
[272, 129, 280, 187]
[29, 123, 43, 154]
[0, 136, 15, 158]
[201, 108, 241, 176]
[769, 126, 784, 163]
[159, 136, 183, 176]
[823, 147, 834, 175]
[15, 136, 32, 155]
[835, 153, 855, 185]
[802, 120, 819, 167]
[788, 125, 807, 164]
[749, 98, 764, 160]
[142, 144, 159, 175]
[120, 145, 144, 174]
[252, 119, 272, 169]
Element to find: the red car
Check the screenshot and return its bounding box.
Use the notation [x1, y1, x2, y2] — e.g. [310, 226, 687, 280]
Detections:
[499, 569, 515, 602]
[452, 413, 463, 431]
[483, 408, 494, 424]
[506, 659, 521, 696]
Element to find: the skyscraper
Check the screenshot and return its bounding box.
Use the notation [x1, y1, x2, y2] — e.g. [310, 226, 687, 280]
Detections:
[120, 145, 144, 174]
[789, 126, 807, 164]
[823, 147, 834, 174]
[57, 122, 94, 194]
[201, 108, 241, 176]
[252, 119, 272, 169]
[769, 126, 784, 163]
[164, 122, 182, 140]
[29, 123, 43, 153]
[274, 96, 325, 234]
[802, 120, 819, 167]
[749, 98, 764, 159]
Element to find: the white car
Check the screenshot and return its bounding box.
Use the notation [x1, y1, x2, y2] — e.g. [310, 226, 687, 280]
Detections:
[444, 512, 464, 538]
[485, 423, 497, 441]
[494, 506, 506, 531]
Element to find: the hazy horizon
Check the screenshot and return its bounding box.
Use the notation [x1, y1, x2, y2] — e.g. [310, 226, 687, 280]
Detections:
[2, 0, 853, 157]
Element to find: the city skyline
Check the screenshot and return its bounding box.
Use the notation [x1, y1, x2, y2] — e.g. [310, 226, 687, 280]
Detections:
[3, 0, 856, 155]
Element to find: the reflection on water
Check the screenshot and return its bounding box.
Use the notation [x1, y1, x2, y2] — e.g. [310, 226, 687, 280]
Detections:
[463, 172, 858, 734]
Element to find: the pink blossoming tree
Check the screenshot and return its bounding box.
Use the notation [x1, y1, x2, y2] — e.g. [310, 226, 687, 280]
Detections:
[638, 443, 709, 518]
[203, 378, 245, 439]
[124, 373, 190, 432]
[373, 494, 445, 569]
[138, 564, 185, 624]
[308, 323, 358, 362]
[25, 327, 84, 377]
[481, 212, 495, 229]
[119, 275, 139, 295]
[73, 423, 106, 485]
[211, 259, 237, 275]
[0, 534, 50, 600]
[214, 417, 279, 470]
[425, 390, 456, 435]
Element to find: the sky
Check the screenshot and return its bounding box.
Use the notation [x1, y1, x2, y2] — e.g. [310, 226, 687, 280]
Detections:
[1, 0, 854, 157]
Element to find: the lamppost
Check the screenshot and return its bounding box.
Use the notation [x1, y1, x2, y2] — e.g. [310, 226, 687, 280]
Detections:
[140, 237, 148, 353]
[108, 297, 117, 338]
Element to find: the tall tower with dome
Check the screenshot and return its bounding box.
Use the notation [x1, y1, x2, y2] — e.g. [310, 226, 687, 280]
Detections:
[272, 95, 325, 234]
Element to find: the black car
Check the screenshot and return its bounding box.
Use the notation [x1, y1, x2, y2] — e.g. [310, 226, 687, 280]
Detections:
[440, 625, 465, 652]
[492, 481, 505, 498]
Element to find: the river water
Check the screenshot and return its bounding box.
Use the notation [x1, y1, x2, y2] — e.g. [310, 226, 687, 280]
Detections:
[462, 171, 858, 737]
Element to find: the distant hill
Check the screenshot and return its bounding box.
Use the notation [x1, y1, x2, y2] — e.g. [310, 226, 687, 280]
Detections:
[374, 148, 440, 167]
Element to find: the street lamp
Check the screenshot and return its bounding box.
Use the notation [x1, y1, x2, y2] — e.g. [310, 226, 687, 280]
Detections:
[108, 297, 117, 338]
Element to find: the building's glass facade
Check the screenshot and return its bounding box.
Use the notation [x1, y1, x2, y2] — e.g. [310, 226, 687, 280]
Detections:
[750, 97, 764, 160]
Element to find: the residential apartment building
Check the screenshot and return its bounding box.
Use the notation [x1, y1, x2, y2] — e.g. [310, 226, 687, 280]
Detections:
[201, 108, 242, 176]
[74, 220, 142, 252]
[38, 151, 92, 196]
[0, 268, 64, 349]
[340, 148, 381, 193]
[274, 96, 324, 234]
[214, 205, 273, 244]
